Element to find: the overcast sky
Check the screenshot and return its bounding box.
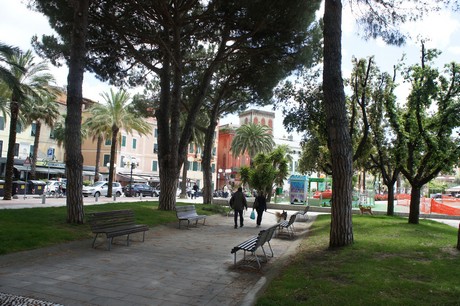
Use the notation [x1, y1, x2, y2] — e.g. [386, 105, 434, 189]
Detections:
[1, 1, 459, 140]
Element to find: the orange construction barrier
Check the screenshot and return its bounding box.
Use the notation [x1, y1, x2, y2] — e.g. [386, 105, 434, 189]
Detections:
[431, 199, 460, 216]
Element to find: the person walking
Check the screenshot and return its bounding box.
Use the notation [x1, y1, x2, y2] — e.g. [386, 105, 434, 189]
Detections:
[229, 186, 247, 229]
[192, 183, 199, 199]
[253, 191, 267, 227]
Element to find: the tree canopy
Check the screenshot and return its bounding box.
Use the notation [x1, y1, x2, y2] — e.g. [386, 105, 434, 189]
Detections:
[31, 0, 323, 210]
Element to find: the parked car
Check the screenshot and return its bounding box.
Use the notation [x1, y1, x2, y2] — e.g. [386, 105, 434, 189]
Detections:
[82, 181, 123, 197]
[44, 180, 61, 195]
[124, 183, 156, 197]
[153, 186, 160, 197]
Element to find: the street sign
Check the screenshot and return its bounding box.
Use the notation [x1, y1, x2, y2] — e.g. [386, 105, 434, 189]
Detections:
[47, 148, 54, 159]
[24, 157, 31, 166]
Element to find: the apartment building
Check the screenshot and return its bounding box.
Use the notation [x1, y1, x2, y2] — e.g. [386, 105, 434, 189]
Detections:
[0, 94, 217, 190]
[0, 94, 96, 180]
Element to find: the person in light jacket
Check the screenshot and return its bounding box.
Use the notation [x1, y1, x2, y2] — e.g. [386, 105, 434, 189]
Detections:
[229, 187, 247, 229]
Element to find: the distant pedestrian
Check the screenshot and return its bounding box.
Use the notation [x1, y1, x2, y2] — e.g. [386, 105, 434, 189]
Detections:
[253, 191, 267, 227]
[192, 183, 199, 199]
[229, 187, 247, 229]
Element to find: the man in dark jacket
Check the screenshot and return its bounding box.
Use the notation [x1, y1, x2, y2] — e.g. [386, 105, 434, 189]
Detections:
[229, 187, 247, 229]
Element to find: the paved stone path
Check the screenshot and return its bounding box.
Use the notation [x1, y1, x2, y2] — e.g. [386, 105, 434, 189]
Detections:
[0, 207, 315, 306]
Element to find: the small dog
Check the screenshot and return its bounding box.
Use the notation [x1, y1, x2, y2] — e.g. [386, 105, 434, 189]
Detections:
[359, 204, 373, 215]
[275, 210, 288, 222]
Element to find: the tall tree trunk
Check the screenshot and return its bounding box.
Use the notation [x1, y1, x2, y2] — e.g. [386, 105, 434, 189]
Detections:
[3, 98, 20, 200]
[362, 169, 366, 191]
[323, 0, 354, 247]
[180, 162, 188, 199]
[157, 52, 180, 210]
[65, 0, 89, 224]
[202, 103, 220, 205]
[202, 123, 217, 205]
[30, 121, 42, 180]
[94, 135, 102, 182]
[107, 127, 118, 197]
[408, 185, 421, 224]
[386, 182, 395, 216]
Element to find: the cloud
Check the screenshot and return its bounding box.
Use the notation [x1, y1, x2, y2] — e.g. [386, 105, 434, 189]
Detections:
[402, 10, 460, 49]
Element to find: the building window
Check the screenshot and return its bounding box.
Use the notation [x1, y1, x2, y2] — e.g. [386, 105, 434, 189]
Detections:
[132, 138, 137, 149]
[189, 144, 194, 153]
[211, 163, 215, 173]
[0, 140, 3, 158]
[154, 128, 158, 138]
[192, 161, 198, 171]
[49, 129, 55, 139]
[31, 123, 36, 136]
[153, 143, 158, 154]
[103, 154, 110, 166]
[105, 138, 112, 146]
[0, 117, 4, 130]
[121, 135, 126, 147]
[151, 160, 158, 172]
[29, 145, 34, 157]
[14, 143, 19, 157]
[212, 147, 216, 156]
[16, 122, 23, 133]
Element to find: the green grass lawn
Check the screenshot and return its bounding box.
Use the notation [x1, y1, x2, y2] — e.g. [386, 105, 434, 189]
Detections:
[0, 201, 216, 255]
[257, 214, 460, 306]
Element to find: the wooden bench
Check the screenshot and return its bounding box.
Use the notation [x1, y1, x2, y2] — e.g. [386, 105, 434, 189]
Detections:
[231, 226, 277, 269]
[175, 205, 207, 228]
[88, 209, 149, 250]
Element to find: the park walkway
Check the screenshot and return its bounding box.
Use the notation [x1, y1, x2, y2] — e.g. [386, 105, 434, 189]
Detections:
[0, 201, 315, 306]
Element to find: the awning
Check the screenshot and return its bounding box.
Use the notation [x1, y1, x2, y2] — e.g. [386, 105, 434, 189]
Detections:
[117, 173, 154, 183]
[14, 165, 63, 174]
[83, 170, 96, 177]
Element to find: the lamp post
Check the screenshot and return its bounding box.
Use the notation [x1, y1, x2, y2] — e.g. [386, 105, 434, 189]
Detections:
[123, 157, 138, 197]
[218, 168, 223, 190]
[225, 168, 232, 187]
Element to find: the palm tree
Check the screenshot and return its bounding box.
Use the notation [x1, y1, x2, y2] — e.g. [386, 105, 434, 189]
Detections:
[268, 145, 292, 202]
[0, 43, 24, 104]
[230, 123, 275, 163]
[23, 93, 59, 179]
[2, 49, 55, 200]
[86, 89, 151, 196]
[82, 115, 111, 182]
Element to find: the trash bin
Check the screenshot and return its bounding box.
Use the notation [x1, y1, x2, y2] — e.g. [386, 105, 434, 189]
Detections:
[0, 180, 5, 197]
[12, 180, 26, 196]
[276, 187, 283, 195]
[28, 180, 46, 195]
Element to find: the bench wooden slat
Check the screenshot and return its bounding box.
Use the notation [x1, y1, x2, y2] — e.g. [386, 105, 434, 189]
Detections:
[88, 209, 149, 250]
[231, 229, 273, 269]
[175, 205, 206, 228]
